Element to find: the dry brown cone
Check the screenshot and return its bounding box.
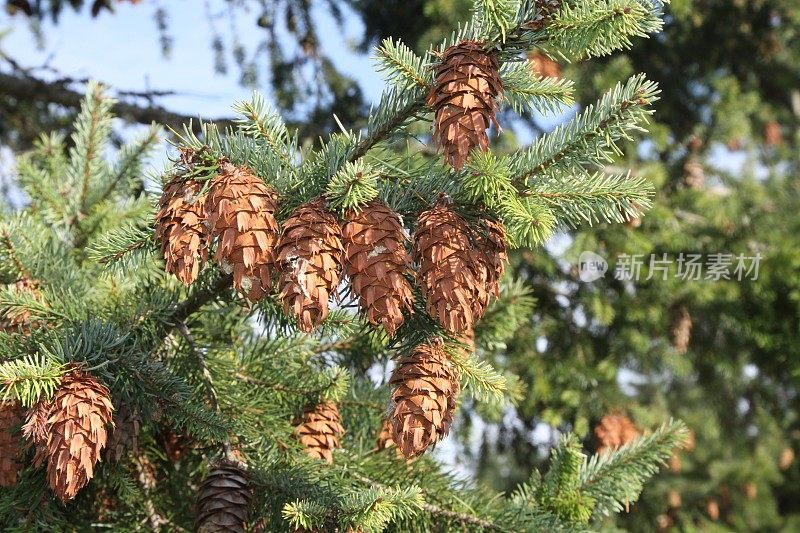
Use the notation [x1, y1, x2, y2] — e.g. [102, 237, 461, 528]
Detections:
[43, 369, 114, 502]
[22, 398, 53, 468]
[277, 199, 344, 332]
[0, 401, 24, 487]
[342, 201, 414, 336]
[414, 201, 487, 334]
[594, 413, 640, 453]
[779, 447, 795, 470]
[706, 498, 720, 521]
[0, 277, 41, 334]
[105, 404, 140, 463]
[764, 120, 782, 146]
[683, 158, 705, 189]
[156, 426, 192, 463]
[473, 218, 508, 319]
[208, 163, 280, 302]
[375, 417, 396, 452]
[668, 454, 682, 474]
[389, 339, 459, 459]
[295, 401, 344, 463]
[743, 482, 758, 500]
[528, 51, 561, 78]
[523, 0, 562, 30]
[667, 489, 682, 509]
[427, 40, 503, 170]
[155, 176, 210, 285]
[194, 460, 252, 533]
[670, 305, 692, 355]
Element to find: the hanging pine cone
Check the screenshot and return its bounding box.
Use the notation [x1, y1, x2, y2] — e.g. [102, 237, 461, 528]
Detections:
[342, 201, 414, 336]
[594, 413, 640, 453]
[670, 305, 692, 355]
[277, 199, 344, 332]
[0, 277, 40, 334]
[414, 200, 487, 333]
[779, 447, 795, 470]
[427, 40, 502, 170]
[105, 404, 140, 463]
[22, 398, 52, 468]
[374, 417, 396, 452]
[524, 0, 562, 30]
[0, 401, 23, 487]
[528, 51, 561, 78]
[194, 460, 252, 533]
[44, 369, 114, 502]
[473, 218, 507, 319]
[389, 339, 459, 459]
[155, 176, 209, 285]
[295, 402, 344, 463]
[208, 163, 280, 302]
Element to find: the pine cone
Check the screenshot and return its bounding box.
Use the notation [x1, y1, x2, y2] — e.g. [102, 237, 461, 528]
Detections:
[105, 404, 140, 463]
[22, 398, 52, 468]
[427, 40, 502, 170]
[342, 201, 414, 336]
[389, 340, 459, 458]
[277, 199, 344, 332]
[473, 218, 507, 318]
[295, 402, 344, 463]
[44, 369, 114, 502]
[155, 176, 209, 285]
[208, 164, 280, 302]
[414, 201, 487, 333]
[374, 417, 396, 452]
[594, 414, 640, 453]
[0, 277, 40, 334]
[779, 447, 795, 470]
[670, 305, 692, 355]
[195, 460, 252, 533]
[528, 51, 561, 78]
[524, 0, 562, 30]
[0, 401, 23, 487]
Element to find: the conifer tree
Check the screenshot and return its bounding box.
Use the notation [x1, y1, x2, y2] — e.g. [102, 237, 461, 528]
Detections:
[0, 1, 689, 530]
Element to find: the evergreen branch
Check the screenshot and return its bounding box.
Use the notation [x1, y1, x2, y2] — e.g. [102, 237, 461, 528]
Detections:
[525, 171, 653, 226]
[374, 38, 431, 90]
[348, 470, 504, 531]
[232, 92, 297, 171]
[325, 159, 380, 213]
[86, 219, 155, 266]
[170, 274, 233, 325]
[474, 0, 520, 42]
[445, 343, 509, 403]
[544, 0, 665, 59]
[500, 61, 574, 115]
[0, 354, 65, 407]
[507, 74, 659, 188]
[580, 419, 689, 518]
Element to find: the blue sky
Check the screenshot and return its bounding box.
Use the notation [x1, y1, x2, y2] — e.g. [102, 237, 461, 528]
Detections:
[1, 1, 384, 119]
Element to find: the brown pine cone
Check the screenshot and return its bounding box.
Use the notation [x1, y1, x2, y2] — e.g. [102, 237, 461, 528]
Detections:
[277, 199, 344, 332]
[295, 402, 344, 464]
[194, 460, 252, 533]
[22, 398, 52, 468]
[528, 51, 561, 78]
[389, 339, 459, 458]
[472, 218, 508, 319]
[342, 201, 414, 336]
[670, 305, 692, 355]
[0, 401, 24, 487]
[208, 163, 280, 302]
[374, 417, 396, 452]
[427, 40, 503, 170]
[414, 201, 487, 333]
[155, 176, 210, 285]
[44, 369, 114, 502]
[594, 413, 640, 453]
[105, 404, 140, 463]
[0, 277, 41, 334]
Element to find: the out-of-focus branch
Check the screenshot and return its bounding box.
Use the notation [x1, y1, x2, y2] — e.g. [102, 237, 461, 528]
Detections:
[0, 71, 236, 133]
